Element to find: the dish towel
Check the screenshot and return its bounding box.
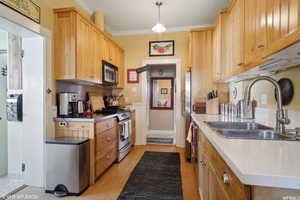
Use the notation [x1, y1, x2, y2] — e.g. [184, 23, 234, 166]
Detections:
[186, 123, 193, 143]
[124, 121, 129, 139]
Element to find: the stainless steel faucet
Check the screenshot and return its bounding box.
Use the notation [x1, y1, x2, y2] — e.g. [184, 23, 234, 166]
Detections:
[244, 76, 290, 135]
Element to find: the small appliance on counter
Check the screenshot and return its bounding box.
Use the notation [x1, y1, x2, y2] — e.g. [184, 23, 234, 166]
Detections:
[46, 137, 90, 197]
[58, 92, 84, 117]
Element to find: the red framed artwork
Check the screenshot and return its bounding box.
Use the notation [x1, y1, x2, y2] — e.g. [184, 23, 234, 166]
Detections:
[150, 77, 174, 110]
[127, 69, 139, 84]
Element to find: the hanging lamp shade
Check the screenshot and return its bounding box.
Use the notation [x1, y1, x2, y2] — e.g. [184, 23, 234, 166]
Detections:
[152, 2, 166, 33]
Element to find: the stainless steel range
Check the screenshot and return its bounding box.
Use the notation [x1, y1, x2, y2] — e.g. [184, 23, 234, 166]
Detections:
[116, 112, 132, 162]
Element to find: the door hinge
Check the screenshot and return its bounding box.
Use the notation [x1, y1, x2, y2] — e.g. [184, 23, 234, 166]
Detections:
[22, 163, 25, 172]
[21, 49, 24, 58]
[1, 65, 7, 77]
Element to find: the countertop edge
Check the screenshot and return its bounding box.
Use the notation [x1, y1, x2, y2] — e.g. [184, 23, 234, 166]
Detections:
[191, 114, 300, 190]
[54, 114, 119, 123]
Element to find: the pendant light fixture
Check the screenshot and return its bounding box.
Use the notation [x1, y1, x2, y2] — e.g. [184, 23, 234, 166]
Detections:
[152, 2, 166, 33]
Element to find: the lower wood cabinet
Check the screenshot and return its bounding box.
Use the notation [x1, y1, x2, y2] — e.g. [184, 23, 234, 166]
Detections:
[197, 127, 251, 200]
[196, 123, 300, 200]
[95, 146, 117, 178]
[55, 117, 118, 185]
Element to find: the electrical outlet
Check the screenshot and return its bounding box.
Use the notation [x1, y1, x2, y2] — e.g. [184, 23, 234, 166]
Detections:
[260, 94, 268, 105]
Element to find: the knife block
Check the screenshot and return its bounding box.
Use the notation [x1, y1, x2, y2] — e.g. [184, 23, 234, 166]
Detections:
[206, 98, 220, 115]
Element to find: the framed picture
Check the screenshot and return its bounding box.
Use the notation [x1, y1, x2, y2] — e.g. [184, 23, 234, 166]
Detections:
[0, 0, 40, 24]
[161, 88, 168, 94]
[149, 40, 175, 57]
[127, 69, 139, 84]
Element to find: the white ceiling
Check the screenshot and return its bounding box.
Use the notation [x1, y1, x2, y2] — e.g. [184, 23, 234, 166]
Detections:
[75, 0, 229, 36]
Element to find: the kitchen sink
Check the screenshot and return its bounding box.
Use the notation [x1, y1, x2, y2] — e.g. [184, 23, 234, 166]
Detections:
[216, 129, 289, 140]
[205, 121, 299, 141]
[206, 122, 271, 130]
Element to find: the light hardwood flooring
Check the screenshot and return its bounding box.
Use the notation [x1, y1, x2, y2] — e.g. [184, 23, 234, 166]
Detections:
[12, 145, 200, 200]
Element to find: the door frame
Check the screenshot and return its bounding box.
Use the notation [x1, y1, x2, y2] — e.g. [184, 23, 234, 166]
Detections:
[0, 5, 52, 187]
[140, 58, 185, 147]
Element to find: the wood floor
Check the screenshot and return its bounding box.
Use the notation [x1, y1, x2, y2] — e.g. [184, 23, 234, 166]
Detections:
[15, 145, 200, 200]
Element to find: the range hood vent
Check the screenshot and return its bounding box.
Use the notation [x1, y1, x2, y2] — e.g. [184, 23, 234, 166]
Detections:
[224, 41, 300, 83]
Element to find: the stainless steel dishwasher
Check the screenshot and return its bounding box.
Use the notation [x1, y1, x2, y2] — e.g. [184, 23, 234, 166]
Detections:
[45, 137, 89, 197]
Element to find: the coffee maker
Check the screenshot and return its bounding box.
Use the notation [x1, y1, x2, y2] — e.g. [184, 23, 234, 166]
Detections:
[58, 93, 80, 117]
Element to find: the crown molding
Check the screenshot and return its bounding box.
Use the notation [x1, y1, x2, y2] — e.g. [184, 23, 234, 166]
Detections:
[74, 0, 93, 14]
[110, 24, 213, 36]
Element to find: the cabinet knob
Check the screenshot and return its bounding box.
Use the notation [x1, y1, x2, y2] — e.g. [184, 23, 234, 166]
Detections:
[257, 44, 265, 49]
[222, 173, 230, 184]
[237, 62, 244, 67]
[106, 154, 111, 159]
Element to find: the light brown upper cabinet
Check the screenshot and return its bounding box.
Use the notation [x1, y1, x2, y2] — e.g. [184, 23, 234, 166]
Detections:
[54, 8, 125, 85]
[230, 0, 245, 72]
[189, 28, 214, 104]
[209, 0, 300, 81]
[103, 38, 121, 67]
[116, 48, 125, 89]
[244, 0, 268, 65]
[265, 0, 300, 56]
[212, 13, 222, 82]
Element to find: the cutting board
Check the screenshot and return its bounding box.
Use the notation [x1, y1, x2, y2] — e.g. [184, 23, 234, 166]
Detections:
[89, 93, 105, 111]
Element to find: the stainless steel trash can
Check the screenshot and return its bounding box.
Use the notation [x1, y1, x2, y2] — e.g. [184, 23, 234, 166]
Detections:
[45, 137, 89, 197]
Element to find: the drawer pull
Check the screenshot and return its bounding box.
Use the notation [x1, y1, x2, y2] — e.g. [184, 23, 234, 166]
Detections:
[257, 44, 265, 49]
[222, 173, 230, 185]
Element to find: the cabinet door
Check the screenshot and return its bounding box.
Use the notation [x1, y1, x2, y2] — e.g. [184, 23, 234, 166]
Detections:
[208, 166, 230, 200]
[213, 11, 229, 81]
[244, 0, 268, 64]
[104, 38, 114, 64]
[54, 11, 76, 80]
[90, 28, 104, 83]
[198, 156, 209, 200]
[223, 12, 233, 77]
[76, 15, 92, 81]
[266, 0, 300, 52]
[117, 49, 125, 88]
[212, 16, 222, 82]
[230, 0, 245, 71]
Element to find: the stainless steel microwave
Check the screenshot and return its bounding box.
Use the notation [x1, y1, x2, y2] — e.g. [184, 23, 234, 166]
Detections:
[103, 60, 118, 85]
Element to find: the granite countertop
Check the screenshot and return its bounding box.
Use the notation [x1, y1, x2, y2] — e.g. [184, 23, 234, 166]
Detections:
[54, 113, 119, 123]
[191, 114, 300, 190]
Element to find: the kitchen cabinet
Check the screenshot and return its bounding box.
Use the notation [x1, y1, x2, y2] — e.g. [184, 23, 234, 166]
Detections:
[212, 10, 230, 82]
[76, 15, 94, 82]
[197, 127, 251, 200]
[230, 0, 245, 72]
[244, 0, 268, 65]
[265, 0, 300, 56]
[209, 0, 300, 80]
[55, 117, 118, 185]
[189, 28, 214, 104]
[116, 48, 125, 89]
[54, 8, 125, 86]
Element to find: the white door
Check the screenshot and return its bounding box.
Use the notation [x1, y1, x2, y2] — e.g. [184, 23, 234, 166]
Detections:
[0, 31, 8, 176]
